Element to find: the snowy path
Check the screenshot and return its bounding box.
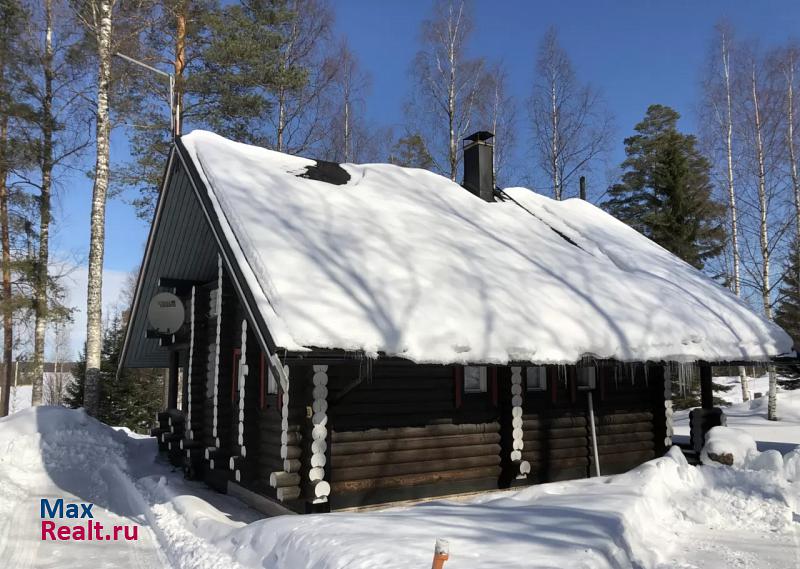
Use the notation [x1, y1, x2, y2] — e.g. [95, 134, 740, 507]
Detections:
[664, 524, 800, 569]
[0, 408, 171, 569]
[0, 482, 168, 569]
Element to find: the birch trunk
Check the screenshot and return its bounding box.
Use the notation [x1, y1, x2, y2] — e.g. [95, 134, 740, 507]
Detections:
[84, 0, 113, 416]
[0, 108, 10, 417]
[751, 66, 778, 421]
[718, 30, 749, 401]
[31, 0, 55, 407]
[551, 73, 560, 200]
[787, 53, 800, 329]
[447, 18, 457, 182]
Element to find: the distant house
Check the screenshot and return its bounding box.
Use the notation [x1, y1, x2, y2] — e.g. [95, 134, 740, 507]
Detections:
[120, 130, 791, 513]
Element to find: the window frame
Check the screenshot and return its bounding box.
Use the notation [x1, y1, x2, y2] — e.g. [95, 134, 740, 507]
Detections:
[463, 366, 487, 393]
[526, 366, 547, 391]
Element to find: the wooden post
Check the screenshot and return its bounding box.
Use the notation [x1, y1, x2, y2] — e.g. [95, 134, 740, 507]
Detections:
[700, 362, 714, 410]
[168, 350, 179, 410]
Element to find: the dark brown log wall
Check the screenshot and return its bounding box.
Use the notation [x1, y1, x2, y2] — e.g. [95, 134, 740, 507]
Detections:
[326, 360, 501, 509]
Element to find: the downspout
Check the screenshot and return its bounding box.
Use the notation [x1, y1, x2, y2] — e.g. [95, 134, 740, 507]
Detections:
[587, 390, 601, 477]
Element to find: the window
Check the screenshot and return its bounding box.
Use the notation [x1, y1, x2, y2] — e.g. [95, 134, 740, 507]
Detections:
[463, 366, 487, 393]
[526, 366, 547, 391]
[259, 352, 279, 410]
[577, 366, 597, 390]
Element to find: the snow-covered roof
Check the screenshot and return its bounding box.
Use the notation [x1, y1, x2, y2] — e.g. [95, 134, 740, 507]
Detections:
[180, 130, 792, 364]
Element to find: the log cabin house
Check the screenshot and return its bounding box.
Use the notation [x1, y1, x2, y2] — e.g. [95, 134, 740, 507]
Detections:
[120, 130, 792, 514]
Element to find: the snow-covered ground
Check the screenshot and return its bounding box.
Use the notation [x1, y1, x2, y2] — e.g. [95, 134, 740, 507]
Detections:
[674, 375, 800, 448]
[9, 384, 32, 413]
[0, 406, 798, 569]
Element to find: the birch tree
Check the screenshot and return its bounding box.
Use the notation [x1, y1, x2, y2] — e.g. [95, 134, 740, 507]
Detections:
[21, 0, 86, 405]
[478, 63, 516, 186]
[73, 0, 114, 416]
[320, 39, 374, 163]
[408, 0, 485, 181]
[529, 27, 612, 200]
[270, 0, 335, 155]
[739, 48, 787, 421]
[779, 44, 800, 309]
[701, 22, 750, 400]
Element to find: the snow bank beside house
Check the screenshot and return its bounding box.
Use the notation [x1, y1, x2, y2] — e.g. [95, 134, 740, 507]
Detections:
[674, 382, 800, 445]
[180, 130, 791, 365]
[1, 407, 798, 569]
[140, 444, 800, 569]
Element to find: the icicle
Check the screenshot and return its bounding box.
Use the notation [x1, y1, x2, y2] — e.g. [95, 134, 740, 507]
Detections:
[614, 364, 619, 389]
[643, 364, 649, 387]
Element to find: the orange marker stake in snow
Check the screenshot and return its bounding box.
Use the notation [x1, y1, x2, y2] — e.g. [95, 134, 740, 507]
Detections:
[431, 538, 449, 569]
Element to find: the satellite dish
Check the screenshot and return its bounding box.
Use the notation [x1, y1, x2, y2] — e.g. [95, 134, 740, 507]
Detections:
[147, 292, 185, 335]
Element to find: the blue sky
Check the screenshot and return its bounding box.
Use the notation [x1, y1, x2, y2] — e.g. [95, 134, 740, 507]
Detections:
[52, 0, 800, 308]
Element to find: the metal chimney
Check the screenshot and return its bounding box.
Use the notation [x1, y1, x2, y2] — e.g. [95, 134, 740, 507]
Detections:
[462, 131, 495, 202]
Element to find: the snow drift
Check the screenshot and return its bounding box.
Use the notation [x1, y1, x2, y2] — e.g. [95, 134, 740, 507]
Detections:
[0, 408, 798, 569]
[180, 130, 791, 365]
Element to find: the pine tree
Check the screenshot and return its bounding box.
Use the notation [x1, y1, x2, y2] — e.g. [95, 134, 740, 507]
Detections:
[605, 104, 726, 271]
[389, 134, 434, 170]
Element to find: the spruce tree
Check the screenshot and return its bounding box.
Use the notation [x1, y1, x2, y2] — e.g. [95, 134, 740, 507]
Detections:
[66, 314, 164, 432]
[604, 104, 726, 271]
[389, 134, 434, 170]
[776, 240, 800, 388]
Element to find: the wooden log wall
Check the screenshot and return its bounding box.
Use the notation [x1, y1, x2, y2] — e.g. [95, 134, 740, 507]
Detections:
[200, 280, 219, 453]
[520, 366, 590, 482]
[203, 262, 238, 476]
[592, 364, 666, 475]
[326, 360, 501, 509]
[228, 319, 249, 482]
[181, 285, 210, 478]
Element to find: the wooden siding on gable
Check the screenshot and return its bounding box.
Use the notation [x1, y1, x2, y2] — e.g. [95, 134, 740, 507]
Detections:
[124, 162, 219, 369]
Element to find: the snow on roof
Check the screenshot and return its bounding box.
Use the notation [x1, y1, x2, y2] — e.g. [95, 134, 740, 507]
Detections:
[180, 130, 792, 364]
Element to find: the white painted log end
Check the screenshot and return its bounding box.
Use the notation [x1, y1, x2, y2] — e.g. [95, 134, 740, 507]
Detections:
[312, 480, 331, 498]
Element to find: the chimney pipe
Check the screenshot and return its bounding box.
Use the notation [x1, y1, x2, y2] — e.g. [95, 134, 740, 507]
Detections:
[579, 176, 586, 200]
[462, 131, 495, 202]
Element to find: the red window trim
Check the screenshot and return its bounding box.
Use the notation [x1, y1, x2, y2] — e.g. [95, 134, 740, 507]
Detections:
[231, 348, 241, 403]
